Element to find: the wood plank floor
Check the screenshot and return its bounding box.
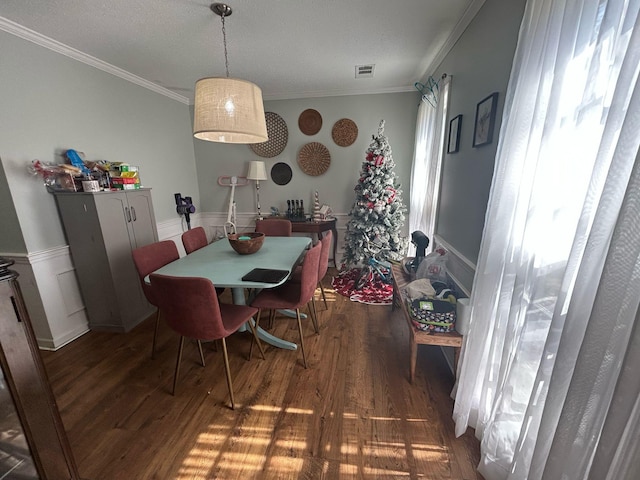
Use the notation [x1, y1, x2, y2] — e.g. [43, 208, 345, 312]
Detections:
[41, 270, 482, 479]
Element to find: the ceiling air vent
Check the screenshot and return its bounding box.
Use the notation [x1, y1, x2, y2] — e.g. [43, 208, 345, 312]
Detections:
[355, 64, 375, 79]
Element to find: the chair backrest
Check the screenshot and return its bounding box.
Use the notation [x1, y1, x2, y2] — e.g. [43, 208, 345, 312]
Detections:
[318, 230, 332, 282]
[181, 226, 208, 254]
[131, 240, 179, 306]
[298, 241, 322, 304]
[255, 218, 292, 237]
[149, 274, 227, 340]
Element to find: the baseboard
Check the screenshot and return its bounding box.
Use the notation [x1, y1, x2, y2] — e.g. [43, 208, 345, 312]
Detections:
[37, 324, 90, 351]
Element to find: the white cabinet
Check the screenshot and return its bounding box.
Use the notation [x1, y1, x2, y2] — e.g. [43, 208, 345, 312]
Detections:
[54, 189, 158, 332]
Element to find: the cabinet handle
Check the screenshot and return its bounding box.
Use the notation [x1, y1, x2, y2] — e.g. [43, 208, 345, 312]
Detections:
[125, 207, 132, 223]
[131, 206, 137, 222]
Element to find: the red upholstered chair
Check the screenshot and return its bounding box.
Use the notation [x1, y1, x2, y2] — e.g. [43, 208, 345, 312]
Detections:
[249, 241, 322, 368]
[255, 218, 292, 237]
[291, 230, 333, 312]
[132, 240, 180, 358]
[181, 226, 208, 254]
[149, 274, 265, 409]
[181, 227, 225, 296]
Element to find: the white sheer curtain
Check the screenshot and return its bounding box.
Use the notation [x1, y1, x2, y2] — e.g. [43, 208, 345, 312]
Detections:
[452, 0, 640, 479]
[409, 77, 450, 251]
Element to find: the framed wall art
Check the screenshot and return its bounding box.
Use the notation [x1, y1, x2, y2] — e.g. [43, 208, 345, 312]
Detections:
[472, 92, 499, 147]
[447, 114, 462, 153]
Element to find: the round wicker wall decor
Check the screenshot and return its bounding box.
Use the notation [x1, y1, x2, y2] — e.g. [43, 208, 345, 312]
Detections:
[332, 118, 358, 147]
[298, 142, 331, 176]
[298, 109, 323, 135]
[271, 162, 293, 185]
[249, 112, 288, 158]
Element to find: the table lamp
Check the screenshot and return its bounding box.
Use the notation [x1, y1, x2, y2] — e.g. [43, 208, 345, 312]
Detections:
[246, 160, 268, 219]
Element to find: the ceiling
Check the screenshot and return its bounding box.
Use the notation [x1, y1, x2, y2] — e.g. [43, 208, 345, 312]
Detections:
[0, 0, 484, 104]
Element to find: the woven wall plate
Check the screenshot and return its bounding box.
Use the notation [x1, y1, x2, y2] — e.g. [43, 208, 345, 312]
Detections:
[332, 118, 358, 147]
[271, 162, 293, 185]
[298, 109, 323, 135]
[249, 112, 288, 158]
[298, 142, 331, 176]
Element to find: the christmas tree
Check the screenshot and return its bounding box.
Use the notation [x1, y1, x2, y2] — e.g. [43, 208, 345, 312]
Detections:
[341, 120, 407, 269]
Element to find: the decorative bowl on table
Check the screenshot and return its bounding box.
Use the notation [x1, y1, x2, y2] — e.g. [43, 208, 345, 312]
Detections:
[228, 232, 265, 255]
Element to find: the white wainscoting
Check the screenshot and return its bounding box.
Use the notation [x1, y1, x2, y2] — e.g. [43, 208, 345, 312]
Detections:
[163, 212, 350, 264]
[433, 235, 476, 296]
[432, 235, 476, 374]
[3, 247, 89, 351]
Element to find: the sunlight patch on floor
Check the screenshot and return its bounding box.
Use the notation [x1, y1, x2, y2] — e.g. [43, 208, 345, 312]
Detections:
[177, 405, 450, 479]
[364, 466, 414, 476]
[274, 438, 307, 449]
[340, 443, 359, 455]
[340, 462, 359, 476]
[264, 455, 304, 472]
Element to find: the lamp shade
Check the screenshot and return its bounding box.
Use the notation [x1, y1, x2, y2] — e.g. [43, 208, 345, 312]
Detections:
[193, 77, 268, 144]
[246, 160, 268, 181]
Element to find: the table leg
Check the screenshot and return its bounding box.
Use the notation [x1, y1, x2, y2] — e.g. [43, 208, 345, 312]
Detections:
[232, 287, 298, 351]
[331, 222, 338, 267]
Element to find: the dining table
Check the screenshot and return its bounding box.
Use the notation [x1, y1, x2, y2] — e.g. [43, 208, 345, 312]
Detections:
[149, 236, 312, 351]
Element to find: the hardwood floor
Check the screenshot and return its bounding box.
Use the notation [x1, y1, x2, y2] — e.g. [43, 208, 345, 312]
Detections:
[41, 270, 481, 479]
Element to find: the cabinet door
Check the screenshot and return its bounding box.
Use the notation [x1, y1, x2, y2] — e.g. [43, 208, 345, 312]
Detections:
[55, 193, 121, 328]
[125, 190, 158, 249]
[94, 193, 149, 330]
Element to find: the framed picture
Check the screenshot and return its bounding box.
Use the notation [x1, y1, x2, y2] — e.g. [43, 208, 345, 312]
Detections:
[447, 114, 462, 153]
[473, 92, 499, 147]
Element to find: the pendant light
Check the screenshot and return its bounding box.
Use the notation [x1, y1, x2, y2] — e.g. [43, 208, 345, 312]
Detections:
[193, 3, 268, 144]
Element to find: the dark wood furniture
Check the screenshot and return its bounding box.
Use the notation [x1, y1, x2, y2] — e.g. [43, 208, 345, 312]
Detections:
[391, 263, 463, 383]
[263, 217, 338, 267]
[0, 258, 81, 479]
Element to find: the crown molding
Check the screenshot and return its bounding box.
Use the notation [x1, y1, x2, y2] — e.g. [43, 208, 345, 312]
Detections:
[0, 16, 189, 105]
[263, 85, 415, 102]
[417, 0, 486, 82]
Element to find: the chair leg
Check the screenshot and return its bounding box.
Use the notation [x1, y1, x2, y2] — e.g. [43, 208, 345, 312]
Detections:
[172, 336, 185, 396]
[197, 340, 206, 367]
[151, 308, 161, 359]
[309, 300, 319, 334]
[319, 282, 328, 309]
[295, 309, 308, 369]
[247, 317, 266, 360]
[249, 310, 261, 361]
[311, 296, 317, 323]
[220, 338, 235, 410]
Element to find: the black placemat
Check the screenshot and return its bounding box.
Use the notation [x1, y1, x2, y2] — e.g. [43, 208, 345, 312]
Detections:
[241, 268, 289, 283]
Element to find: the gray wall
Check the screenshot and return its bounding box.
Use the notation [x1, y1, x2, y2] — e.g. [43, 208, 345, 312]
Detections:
[432, 0, 527, 265]
[0, 30, 200, 254]
[193, 93, 417, 230]
[0, 161, 25, 254]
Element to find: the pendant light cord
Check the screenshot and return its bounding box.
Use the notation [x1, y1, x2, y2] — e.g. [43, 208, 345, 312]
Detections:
[220, 13, 230, 78]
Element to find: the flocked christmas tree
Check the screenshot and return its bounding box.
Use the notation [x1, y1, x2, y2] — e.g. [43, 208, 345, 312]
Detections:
[341, 120, 407, 269]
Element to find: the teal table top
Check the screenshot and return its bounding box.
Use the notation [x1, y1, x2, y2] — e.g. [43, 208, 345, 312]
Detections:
[152, 236, 312, 289]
